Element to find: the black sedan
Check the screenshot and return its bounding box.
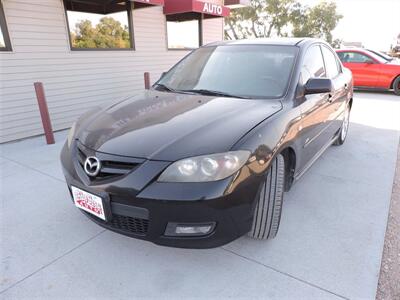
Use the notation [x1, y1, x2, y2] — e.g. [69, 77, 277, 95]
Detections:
[61, 38, 353, 248]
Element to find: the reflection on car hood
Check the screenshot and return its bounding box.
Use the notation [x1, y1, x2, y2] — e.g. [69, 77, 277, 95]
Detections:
[78, 90, 282, 161]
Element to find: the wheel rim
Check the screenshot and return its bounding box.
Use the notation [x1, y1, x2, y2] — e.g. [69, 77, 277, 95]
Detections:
[341, 108, 350, 141]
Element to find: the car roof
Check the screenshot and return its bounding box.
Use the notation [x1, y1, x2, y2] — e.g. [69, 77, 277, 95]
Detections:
[336, 48, 367, 52]
[205, 38, 322, 48]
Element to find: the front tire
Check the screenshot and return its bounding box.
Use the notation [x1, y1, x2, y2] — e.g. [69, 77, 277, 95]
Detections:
[248, 154, 285, 240]
[393, 76, 400, 96]
[334, 104, 350, 146]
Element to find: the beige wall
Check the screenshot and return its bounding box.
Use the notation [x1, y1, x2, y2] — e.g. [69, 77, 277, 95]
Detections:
[0, 0, 224, 143]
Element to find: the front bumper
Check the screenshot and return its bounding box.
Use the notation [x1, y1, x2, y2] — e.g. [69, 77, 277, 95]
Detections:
[61, 141, 263, 248]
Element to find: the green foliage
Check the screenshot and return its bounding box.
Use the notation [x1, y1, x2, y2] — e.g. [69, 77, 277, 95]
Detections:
[71, 17, 131, 49]
[225, 0, 342, 45]
[331, 38, 343, 49]
[292, 1, 342, 43]
[225, 0, 296, 39]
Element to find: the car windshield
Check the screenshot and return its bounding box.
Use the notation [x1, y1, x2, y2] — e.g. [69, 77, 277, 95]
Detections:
[155, 45, 298, 99]
[358, 50, 387, 63]
[363, 51, 387, 63]
[366, 49, 393, 62]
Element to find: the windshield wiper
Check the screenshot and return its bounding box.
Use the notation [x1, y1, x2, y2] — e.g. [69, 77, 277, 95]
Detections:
[182, 89, 251, 99]
[154, 84, 199, 95]
[153, 83, 177, 92]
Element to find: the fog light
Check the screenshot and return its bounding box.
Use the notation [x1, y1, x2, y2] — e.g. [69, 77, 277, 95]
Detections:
[165, 222, 215, 237]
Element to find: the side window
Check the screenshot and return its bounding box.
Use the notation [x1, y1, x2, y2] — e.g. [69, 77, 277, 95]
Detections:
[321, 46, 340, 78]
[340, 52, 374, 63]
[301, 45, 326, 84]
[337, 52, 345, 61]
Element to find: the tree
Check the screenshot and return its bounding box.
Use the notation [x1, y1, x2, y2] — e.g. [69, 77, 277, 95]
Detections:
[72, 20, 97, 48]
[225, 0, 297, 40]
[292, 1, 342, 44]
[224, 0, 342, 45]
[331, 38, 343, 49]
[71, 17, 130, 49]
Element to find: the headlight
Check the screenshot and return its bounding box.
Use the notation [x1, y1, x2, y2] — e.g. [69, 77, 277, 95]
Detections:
[67, 122, 76, 148]
[158, 151, 250, 182]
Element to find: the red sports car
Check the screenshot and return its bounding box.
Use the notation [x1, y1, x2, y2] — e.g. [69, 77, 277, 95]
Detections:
[336, 48, 400, 95]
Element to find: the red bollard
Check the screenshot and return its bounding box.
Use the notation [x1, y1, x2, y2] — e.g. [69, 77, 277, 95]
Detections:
[144, 72, 150, 90]
[34, 82, 55, 145]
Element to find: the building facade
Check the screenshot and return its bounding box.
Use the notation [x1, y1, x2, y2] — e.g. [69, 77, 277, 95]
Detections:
[0, 0, 240, 143]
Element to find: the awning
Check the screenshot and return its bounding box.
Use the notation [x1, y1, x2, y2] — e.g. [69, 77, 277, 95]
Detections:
[224, 0, 250, 8]
[132, 0, 164, 9]
[164, 0, 230, 19]
[64, 0, 164, 14]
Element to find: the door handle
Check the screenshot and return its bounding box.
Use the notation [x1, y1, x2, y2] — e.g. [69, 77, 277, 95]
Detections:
[344, 83, 348, 90]
[327, 94, 333, 103]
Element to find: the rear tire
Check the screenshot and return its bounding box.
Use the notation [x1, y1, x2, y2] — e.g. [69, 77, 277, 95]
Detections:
[334, 104, 350, 146]
[248, 154, 285, 240]
[393, 76, 400, 96]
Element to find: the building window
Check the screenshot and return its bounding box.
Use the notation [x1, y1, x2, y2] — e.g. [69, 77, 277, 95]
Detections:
[64, 0, 134, 50]
[166, 16, 202, 50]
[0, 1, 12, 51]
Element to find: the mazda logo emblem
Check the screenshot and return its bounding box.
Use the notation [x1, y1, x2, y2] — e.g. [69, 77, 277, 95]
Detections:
[84, 156, 101, 177]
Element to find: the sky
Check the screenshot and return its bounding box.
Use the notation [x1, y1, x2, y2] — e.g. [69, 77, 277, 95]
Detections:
[303, 0, 400, 50]
[67, 11, 129, 29]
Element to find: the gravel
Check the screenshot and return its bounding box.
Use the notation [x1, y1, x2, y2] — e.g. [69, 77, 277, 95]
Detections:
[376, 139, 400, 300]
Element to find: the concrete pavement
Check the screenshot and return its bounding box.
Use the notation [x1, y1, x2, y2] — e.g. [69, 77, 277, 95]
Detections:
[1, 92, 399, 300]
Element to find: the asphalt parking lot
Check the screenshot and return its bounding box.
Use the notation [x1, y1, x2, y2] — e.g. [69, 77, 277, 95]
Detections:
[1, 91, 399, 300]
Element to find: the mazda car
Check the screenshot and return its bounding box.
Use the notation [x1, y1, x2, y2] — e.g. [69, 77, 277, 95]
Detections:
[61, 38, 353, 248]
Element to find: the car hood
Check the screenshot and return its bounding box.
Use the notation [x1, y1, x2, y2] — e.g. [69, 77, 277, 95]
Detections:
[388, 60, 400, 65]
[77, 90, 282, 161]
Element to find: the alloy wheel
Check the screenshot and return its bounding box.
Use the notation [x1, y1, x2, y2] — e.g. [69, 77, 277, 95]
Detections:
[341, 107, 350, 141]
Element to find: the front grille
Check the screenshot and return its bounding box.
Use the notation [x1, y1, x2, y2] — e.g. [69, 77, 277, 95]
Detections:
[84, 212, 149, 236]
[76, 142, 143, 181]
[109, 214, 149, 235]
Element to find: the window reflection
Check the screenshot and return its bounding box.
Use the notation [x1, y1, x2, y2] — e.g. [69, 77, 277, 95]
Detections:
[65, 1, 133, 50]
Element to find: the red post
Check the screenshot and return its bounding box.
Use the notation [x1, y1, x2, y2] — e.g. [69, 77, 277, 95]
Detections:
[34, 82, 55, 145]
[144, 72, 151, 90]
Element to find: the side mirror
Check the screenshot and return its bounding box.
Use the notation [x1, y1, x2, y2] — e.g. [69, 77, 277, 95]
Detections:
[160, 71, 167, 79]
[304, 78, 333, 95]
[365, 60, 374, 64]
